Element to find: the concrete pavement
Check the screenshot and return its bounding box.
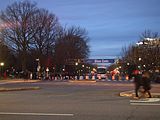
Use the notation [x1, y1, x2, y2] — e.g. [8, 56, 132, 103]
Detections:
[1, 79, 160, 99]
[0, 81, 160, 120]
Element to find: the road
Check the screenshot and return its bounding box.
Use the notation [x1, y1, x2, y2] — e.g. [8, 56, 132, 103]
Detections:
[0, 81, 160, 120]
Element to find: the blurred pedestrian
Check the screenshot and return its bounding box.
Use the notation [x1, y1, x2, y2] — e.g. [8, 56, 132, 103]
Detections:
[133, 69, 142, 98]
[142, 71, 152, 98]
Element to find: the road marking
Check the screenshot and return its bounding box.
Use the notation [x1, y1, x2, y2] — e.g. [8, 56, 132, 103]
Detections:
[130, 98, 160, 105]
[130, 103, 160, 106]
[0, 112, 74, 116]
[130, 98, 160, 103]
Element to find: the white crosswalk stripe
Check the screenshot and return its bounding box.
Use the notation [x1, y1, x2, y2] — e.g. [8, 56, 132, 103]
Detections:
[0, 112, 74, 116]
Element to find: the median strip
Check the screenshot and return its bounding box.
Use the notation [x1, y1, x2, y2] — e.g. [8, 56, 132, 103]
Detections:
[120, 90, 160, 98]
[69, 80, 96, 83]
[0, 87, 41, 92]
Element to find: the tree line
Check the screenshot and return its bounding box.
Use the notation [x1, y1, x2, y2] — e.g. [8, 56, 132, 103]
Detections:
[121, 30, 160, 78]
[0, 0, 90, 75]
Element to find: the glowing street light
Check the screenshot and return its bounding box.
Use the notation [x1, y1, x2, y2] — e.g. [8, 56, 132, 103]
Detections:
[138, 58, 142, 61]
[0, 62, 4, 66]
[36, 59, 41, 79]
[75, 62, 78, 66]
[0, 62, 5, 77]
[75, 62, 79, 76]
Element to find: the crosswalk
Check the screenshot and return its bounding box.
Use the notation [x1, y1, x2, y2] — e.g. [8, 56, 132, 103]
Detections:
[130, 98, 160, 106]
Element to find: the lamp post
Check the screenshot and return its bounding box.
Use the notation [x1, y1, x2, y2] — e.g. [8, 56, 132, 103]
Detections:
[75, 62, 78, 66]
[46, 67, 49, 79]
[36, 59, 40, 79]
[0, 62, 4, 78]
[75, 62, 79, 77]
[138, 57, 142, 61]
[138, 57, 142, 70]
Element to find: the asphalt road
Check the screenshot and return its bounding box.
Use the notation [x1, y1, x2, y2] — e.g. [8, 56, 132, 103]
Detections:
[0, 81, 160, 120]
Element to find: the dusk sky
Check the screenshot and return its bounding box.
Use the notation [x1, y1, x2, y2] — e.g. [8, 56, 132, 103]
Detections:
[0, 0, 160, 59]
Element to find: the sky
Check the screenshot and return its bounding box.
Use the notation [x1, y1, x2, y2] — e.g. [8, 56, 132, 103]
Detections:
[0, 0, 160, 59]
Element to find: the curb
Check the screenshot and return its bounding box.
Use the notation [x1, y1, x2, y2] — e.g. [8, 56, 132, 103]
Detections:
[120, 90, 160, 103]
[119, 90, 134, 97]
[69, 80, 96, 83]
[0, 87, 41, 92]
[0, 80, 41, 85]
[120, 90, 160, 98]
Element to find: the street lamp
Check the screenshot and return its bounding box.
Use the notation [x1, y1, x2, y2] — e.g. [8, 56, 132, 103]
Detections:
[46, 67, 49, 78]
[36, 59, 40, 79]
[138, 58, 142, 70]
[75, 62, 78, 66]
[0, 62, 4, 77]
[0, 62, 4, 66]
[75, 62, 80, 77]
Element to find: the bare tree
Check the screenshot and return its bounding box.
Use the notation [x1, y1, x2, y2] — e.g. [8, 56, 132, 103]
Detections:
[0, 41, 15, 68]
[140, 30, 159, 39]
[31, 8, 61, 67]
[0, 1, 38, 71]
[0, 1, 61, 71]
[54, 26, 90, 73]
[122, 30, 160, 76]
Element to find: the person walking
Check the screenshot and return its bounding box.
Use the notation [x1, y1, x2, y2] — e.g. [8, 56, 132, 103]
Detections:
[133, 69, 142, 98]
[141, 71, 152, 98]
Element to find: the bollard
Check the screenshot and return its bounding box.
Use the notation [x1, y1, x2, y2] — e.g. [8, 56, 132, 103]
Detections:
[30, 73, 33, 80]
[85, 75, 89, 80]
[126, 75, 129, 81]
[52, 76, 54, 80]
[92, 75, 95, 80]
[105, 76, 108, 80]
[80, 76, 83, 80]
[119, 76, 122, 81]
[75, 76, 77, 80]
[98, 75, 101, 80]
[112, 75, 115, 81]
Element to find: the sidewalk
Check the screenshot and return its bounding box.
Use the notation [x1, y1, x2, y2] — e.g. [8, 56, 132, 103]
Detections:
[0, 79, 41, 92]
[0, 79, 40, 84]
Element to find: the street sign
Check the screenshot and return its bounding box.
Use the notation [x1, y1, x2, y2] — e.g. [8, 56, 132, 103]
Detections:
[85, 59, 115, 64]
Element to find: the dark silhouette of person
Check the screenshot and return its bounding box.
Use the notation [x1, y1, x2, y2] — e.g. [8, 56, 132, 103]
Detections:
[133, 70, 142, 98]
[141, 71, 152, 98]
